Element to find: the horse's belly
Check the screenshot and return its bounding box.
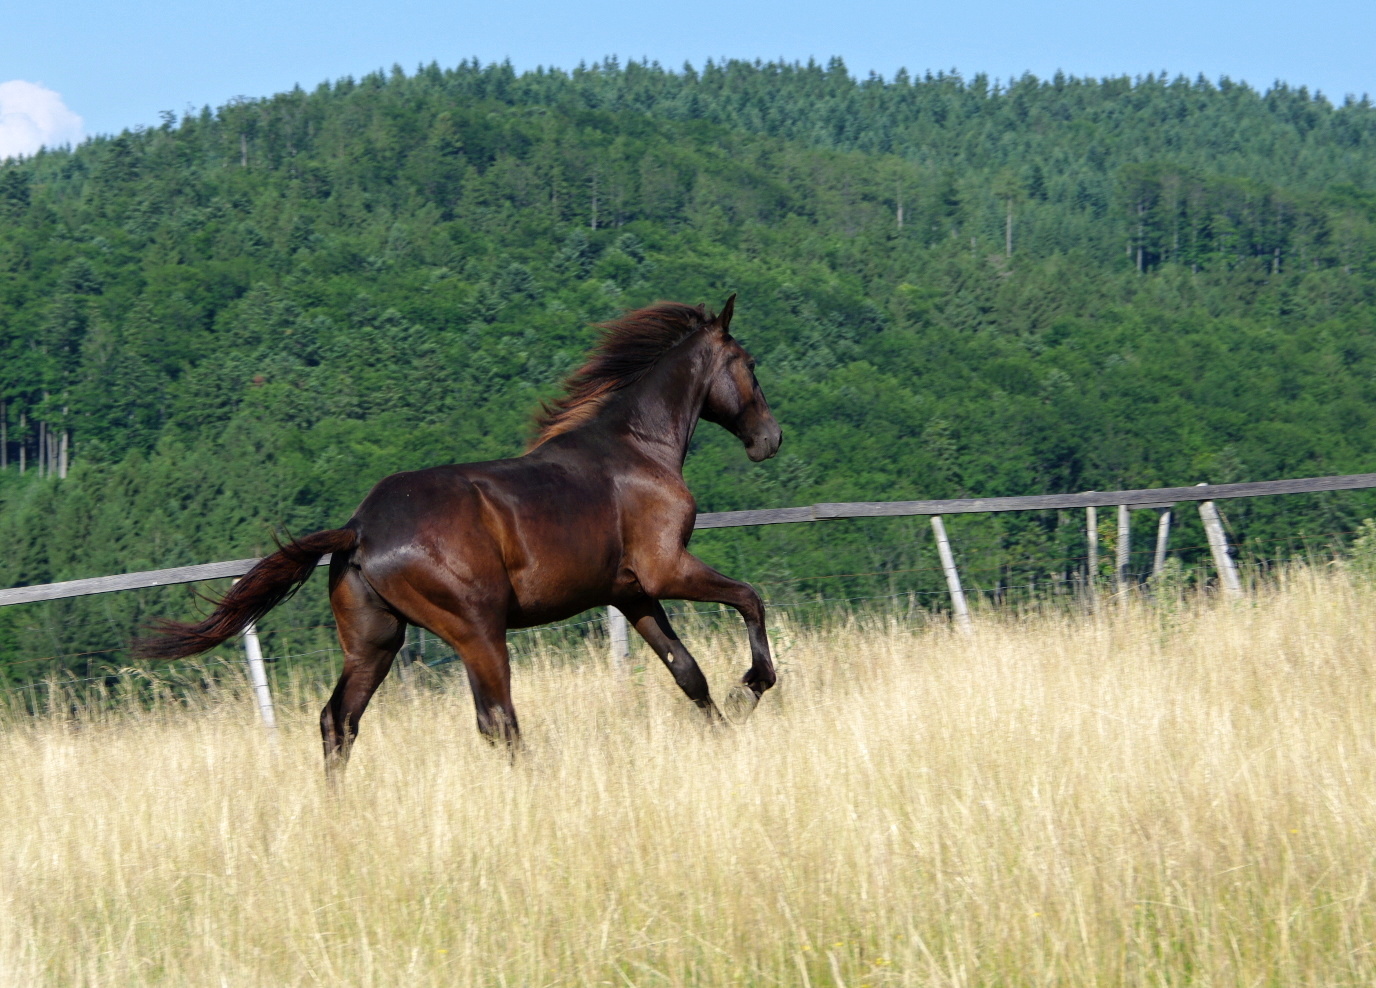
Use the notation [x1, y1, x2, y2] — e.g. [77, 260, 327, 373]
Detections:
[506, 594, 606, 630]
[506, 562, 616, 627]
[503, 546, 620, 629]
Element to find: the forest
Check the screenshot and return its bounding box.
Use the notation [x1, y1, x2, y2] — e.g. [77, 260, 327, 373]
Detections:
[2, 58, 1375, 682]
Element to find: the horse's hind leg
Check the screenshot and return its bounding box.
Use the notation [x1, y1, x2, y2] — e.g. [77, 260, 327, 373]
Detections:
[461, 634, 519, 746]
[321, 569, 405, 775]
[618, 597, 723, 722]
[412, 609, 519, 746]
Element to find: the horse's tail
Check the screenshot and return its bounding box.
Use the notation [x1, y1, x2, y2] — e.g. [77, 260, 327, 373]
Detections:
[134, 528, 359, 660]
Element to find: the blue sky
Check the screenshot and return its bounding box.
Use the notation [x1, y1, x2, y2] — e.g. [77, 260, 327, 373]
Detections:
[4, 0, 1375, 155]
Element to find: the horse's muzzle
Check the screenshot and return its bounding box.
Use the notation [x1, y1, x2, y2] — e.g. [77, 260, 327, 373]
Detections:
[746, 422, 783, 462]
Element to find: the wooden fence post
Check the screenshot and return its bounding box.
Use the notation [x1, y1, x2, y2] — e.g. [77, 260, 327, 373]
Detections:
[393, 625, 418, 682]
[1085, 500, 1099, 598]
[1153, 509, 1172, 575]
[231, 576, 276, 727]
[1116, 503, 1131, 596]
[241, 620, 277, 729]
[1197, 483, 1242, 597]
[607, 606, 630, 671]
[930, 515, 972, 633]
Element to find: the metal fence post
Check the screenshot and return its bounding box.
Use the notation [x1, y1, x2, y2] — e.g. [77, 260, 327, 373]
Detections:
[1197, 483, 1242, 597]
[930, 515, 972, 633]
[607, 606, 630, 671]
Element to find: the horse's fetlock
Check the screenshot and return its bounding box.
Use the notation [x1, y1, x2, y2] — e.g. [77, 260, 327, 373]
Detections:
[745, 665, 777, 692]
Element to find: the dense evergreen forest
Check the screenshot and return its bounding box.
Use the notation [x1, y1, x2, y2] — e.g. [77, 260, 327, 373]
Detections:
[2, 58, 1376, 682]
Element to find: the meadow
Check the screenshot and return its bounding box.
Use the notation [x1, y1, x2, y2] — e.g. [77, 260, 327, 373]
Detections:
[3, 568, 1376, 986]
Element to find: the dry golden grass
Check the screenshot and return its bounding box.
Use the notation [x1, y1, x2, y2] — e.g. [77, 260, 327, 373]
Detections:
[4, 567, 1376, 986]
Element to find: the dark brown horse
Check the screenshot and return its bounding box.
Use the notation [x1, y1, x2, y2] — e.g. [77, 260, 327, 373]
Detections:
[139, 296, 782, 769]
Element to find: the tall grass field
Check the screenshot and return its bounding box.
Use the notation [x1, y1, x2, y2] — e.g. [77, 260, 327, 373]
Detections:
[4, 568, 1376, 985]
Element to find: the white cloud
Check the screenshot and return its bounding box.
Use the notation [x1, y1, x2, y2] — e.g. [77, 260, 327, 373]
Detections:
[0, 81, 83, 161]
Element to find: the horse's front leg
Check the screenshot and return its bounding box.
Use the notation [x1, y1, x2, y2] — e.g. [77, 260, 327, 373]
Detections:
[618, 597, 724, 722]
[642, 553, 775, 717]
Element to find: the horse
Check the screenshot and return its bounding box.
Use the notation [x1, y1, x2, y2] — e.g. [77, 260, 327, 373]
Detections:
[137, 295, 783, 771]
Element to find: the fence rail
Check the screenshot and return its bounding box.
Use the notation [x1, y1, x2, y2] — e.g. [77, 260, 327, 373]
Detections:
[694, 472, 1376, 527]
[4, 471, 1376, 609]
[0, 558, 264, 607]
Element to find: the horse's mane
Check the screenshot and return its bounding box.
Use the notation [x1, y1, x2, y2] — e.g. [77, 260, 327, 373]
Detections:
[529, 301, 715, 449]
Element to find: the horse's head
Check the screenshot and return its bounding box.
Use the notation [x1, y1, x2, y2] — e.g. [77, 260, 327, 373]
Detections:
[701, 295, 783, 462]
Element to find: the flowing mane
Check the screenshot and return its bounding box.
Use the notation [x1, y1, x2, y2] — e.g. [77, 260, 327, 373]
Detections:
[529, 301, 715, 448]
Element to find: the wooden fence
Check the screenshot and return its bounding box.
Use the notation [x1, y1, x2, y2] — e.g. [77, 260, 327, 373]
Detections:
[5, 471, 1374, 609]
[5, 471, 1376, 721]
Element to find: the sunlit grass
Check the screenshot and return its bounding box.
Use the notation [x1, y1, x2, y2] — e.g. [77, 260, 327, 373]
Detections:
[4, 566, 1376, 985]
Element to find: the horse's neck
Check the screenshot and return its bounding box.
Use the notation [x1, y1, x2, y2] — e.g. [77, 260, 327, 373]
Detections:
[608, 341, 715, 469]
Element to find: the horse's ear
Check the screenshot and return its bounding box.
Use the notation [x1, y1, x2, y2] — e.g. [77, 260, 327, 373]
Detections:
[717, 293, 736, 332]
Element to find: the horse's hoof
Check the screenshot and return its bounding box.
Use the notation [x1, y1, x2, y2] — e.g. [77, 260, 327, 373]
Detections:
[723, 684, 760, 724]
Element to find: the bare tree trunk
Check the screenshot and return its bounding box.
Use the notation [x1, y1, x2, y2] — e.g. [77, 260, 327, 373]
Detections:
[41, 391, 51, 477]
[589, 172, 599, 231]
[18, 413, 25, 474]
[1005, 201, 1013, 256]
[1137, 201, 1146, 273]
[241, 133, 248, 168]
[59, 407, 68, 479]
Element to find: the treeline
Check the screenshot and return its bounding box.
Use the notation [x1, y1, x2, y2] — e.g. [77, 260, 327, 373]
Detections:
[1, 59, 1375, 681]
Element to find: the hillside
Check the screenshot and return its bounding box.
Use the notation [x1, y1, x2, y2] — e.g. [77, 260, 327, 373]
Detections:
[2, 59, 1376, 676]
